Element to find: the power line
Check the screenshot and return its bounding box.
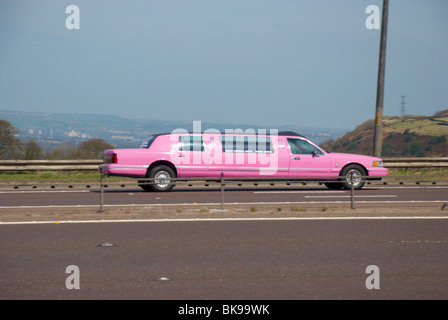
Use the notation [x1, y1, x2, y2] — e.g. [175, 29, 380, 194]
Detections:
[400, 95, 406, 117]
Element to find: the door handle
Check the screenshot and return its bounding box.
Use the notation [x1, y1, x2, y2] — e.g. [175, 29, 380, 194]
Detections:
[178, 154, 185, 157]
[293, 157, 301, 160]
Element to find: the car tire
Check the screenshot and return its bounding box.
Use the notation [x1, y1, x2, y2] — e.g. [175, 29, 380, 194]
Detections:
[340, 165, 366, 190]
[324, 182, 343, 190]
[138, 181, 153, 192]
[143, 165, 176, 192]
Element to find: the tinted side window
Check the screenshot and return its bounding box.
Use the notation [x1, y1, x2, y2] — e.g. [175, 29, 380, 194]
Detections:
[221, 136, 273, 153]
[221, 136, 234, 152]
[179, 136, 204, 152]
[287, 138, 322, 155]
[256, 137, 272, 153]
[140, 135, 157, 149]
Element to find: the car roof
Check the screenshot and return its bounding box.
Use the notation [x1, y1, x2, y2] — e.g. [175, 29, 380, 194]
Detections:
[153, 131, 307, 138]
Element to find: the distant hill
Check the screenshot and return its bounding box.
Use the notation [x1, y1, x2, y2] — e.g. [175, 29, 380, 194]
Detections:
[0, 110, 346, 151]
[321, 109, 448, 157]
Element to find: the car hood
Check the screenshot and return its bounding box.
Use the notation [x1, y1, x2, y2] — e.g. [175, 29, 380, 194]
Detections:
[328, 152, 383, 162]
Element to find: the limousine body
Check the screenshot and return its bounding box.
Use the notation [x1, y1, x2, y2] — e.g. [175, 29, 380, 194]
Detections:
[98, 131, 388, 191]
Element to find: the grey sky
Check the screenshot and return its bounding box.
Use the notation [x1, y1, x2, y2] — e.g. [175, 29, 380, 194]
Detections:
[1, 0, 447, 130]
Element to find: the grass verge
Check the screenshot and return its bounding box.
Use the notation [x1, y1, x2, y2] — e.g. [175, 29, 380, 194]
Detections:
[0, 170, 104, 181]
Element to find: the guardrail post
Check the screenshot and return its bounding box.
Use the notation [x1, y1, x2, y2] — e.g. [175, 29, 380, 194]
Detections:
[220, 173, 225, 210]
[350, 172, 355, 209]
[100, 173, 104, 212]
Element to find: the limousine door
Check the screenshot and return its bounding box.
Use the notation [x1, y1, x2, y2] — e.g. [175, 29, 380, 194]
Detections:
[286, 138, 334, 178]
[176, 135, 209, 177]
[207, 135, 286, 177]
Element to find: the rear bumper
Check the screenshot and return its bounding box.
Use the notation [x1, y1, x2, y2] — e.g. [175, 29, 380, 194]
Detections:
[98, 164, 147, 178]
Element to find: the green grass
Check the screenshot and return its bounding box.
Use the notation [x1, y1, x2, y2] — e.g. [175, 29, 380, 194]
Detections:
[388, 168, 448, 175]
[386, 168, 448, 179]
[0, 170, 104, 181]
[387, 118, 448, 136]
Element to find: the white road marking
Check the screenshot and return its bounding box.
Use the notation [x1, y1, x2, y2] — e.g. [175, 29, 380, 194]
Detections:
[2, 216, 448, 225]
[0, 199, 445, 211]
[391, 240, 448, 244]
[365, 186, 448, 189]
[253, 191, 347, 194]
[0, 190, 90, 194]
[305, 195, 397, 198]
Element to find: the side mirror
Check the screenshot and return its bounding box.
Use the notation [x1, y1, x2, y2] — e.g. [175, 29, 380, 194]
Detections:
[312, 150, 322, 157]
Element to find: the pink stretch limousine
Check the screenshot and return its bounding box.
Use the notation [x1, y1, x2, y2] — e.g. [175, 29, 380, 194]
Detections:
[98, 131, 388, 192]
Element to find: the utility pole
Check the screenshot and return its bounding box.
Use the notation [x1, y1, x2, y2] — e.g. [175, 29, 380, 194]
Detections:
[373, 0, 389, 157]
[400, 95, 406, 117]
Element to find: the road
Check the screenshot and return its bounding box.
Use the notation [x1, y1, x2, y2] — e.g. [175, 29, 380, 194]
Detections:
[1, 184, 447, 301]
[1, 218, 448, 300]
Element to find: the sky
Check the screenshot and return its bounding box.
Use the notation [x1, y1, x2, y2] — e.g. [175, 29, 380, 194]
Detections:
[0, 0, 447, 131]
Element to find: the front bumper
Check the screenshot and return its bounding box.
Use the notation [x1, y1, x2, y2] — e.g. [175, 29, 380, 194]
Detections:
[367, 167, 389, 178]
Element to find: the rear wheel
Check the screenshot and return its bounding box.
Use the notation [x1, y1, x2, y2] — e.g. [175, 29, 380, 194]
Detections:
[141, 165, 176, 192]
[340, 165, 366, 190]
[138, 183, 153, 192]
[324, 182, 343, 190]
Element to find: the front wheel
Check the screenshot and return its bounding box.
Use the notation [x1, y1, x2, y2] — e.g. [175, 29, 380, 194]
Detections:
[340, 165, 366, 190]
[142, 165, 176, 192]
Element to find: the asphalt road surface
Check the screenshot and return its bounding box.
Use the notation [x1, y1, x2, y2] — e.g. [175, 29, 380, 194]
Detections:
[1, 183, 447, 301]
[1, 218, 448, 300]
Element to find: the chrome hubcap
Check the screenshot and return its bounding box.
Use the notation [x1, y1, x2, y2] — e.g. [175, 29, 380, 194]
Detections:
[346, 169, 362, 187]
[154, 171, 170, 188]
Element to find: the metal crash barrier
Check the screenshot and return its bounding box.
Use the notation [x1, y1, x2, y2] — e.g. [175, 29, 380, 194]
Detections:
[96, 173, 448, 212]
[1, 157, 448, 171]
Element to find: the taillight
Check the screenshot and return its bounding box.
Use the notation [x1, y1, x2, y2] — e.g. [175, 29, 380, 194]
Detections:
[103, 152, 118, 163]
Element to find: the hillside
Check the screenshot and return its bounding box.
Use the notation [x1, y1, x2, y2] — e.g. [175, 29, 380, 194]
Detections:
[321, 109, 448, 157]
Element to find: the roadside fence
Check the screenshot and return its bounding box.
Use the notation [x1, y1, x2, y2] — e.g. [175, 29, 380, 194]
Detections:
[97, 174, 448, 212]
[1, 157, 448, 171]
[0, 173, 447, 212]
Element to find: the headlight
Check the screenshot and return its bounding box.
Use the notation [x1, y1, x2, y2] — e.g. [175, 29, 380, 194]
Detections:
[372, 160, 383, 167]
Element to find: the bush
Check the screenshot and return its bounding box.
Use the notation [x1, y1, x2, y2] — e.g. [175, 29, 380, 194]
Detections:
[353, 119, 375, 133]
[402, 142, 425, 157]
[430, 135, 447, 145]
[382, 143, 396, 157]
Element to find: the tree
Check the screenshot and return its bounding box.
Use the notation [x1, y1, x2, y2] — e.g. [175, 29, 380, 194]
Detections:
[0, 119, 23, 159]
[24, 139, 44, 160]
[76, 138, 114, 159]
[46, 144, 78, 160]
